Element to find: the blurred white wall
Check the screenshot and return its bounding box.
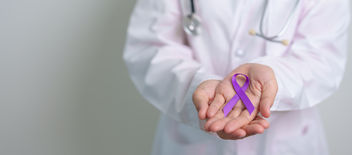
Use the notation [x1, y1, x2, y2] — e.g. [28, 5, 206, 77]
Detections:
[0, 0, 159, 155]
[0, 1, 351, 155]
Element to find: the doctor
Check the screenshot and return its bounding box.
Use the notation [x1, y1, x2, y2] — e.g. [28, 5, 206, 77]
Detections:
[123, 0, 349, 154]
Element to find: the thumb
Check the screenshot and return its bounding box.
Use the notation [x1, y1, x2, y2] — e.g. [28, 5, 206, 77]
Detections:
[259, 80, 278, 118]
[192, 91, 211, 120]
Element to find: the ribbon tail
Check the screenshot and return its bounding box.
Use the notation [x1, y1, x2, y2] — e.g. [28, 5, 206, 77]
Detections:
[236, 88, 255, 115]
[223, 94, 240, 117]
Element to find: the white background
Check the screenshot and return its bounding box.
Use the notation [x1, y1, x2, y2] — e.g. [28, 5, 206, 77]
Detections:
[0, 0, 351, 155]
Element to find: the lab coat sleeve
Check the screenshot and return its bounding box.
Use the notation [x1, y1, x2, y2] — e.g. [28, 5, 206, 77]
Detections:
[123, 0, 222, 128]
[250, 0, 350, 111]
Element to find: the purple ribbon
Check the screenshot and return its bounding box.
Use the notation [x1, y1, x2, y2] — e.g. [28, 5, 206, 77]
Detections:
[222, 73, 255, 117]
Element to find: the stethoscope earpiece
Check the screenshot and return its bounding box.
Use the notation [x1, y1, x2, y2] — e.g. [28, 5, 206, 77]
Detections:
[281, 40, 289, 46]
[249, 29, 257, 36]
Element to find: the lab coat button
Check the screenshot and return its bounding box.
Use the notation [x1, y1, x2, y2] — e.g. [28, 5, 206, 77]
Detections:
[235, 49, 245, 57]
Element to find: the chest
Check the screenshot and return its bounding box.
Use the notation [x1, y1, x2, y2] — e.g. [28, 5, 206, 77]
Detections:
[185, 0, 305, 56]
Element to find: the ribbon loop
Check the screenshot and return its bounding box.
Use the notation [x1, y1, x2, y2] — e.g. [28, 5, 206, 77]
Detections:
[223, 73, 255, 117]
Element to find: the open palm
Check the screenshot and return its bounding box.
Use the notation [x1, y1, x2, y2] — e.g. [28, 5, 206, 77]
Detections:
[203, 63, 278, 139]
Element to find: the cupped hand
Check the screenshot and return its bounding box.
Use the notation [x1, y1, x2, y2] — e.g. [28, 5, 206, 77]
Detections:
[192, 79, 270, 139]
[203, 63, 278, 139]
[192, 80, 220, 120]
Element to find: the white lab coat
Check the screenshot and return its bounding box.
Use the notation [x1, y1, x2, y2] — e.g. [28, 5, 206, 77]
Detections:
[123, 0, 349, 154]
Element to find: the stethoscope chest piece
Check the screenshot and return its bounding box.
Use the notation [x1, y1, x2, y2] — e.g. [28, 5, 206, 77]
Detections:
[183, 13, 201, 36]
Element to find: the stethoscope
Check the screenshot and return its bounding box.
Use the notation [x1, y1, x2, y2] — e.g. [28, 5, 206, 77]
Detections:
[183, 0, 300, 46]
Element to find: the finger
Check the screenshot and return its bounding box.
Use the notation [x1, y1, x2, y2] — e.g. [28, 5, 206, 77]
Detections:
[259, 80, 278, 118]
[216, 131, 232, 140]
[207, 94, 225, 118]
[232, 119, 266, 139]
[230, 129, 247, 139]
[192, 92, 210, 120]
[208, 102, 244, 132]
[242, 123, 265, 136]
[217, 129, 246, 140]
[250, 116, 270, 129]
[224, 111, 251, 134]
[228, 104, 243, 118]
[204, 111, 224, 131]
[208, 117, 231, 132]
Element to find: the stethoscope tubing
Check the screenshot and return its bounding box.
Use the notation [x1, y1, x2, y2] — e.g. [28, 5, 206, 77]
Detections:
[185, 0, 300, 45]
[259, 0, 300, 40]
[190, 0, 195, 14]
